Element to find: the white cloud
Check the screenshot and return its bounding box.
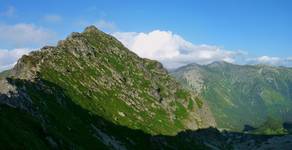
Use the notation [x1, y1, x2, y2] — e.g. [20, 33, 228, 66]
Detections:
[43, 14, 62, 23]
[113, 30, 245, 68]
[0, 6, 16, 17]
[256, 56, 281, 64]
[0, 48, 34, 71]
[113, 30, 292, 68]
[247, 56, 292, 67]
[0, 23, 56, 48]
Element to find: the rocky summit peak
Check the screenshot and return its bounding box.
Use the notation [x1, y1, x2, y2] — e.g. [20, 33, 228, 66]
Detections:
[83, 25, 101, 33]
[10, 26, 126, 80]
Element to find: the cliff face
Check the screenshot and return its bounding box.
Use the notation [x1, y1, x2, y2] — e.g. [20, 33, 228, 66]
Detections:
[0, 26, 215, 149]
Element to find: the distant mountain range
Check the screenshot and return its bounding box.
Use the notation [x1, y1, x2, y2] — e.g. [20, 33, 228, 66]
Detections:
[0, 26, 292, 149]
[172, 61, 292, 134]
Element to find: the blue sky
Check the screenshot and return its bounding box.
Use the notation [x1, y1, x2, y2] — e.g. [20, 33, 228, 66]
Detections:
[0, 0, 292, 70]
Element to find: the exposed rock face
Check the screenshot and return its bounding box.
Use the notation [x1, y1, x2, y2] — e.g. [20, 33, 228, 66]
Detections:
[172, 62, 292, 134]
[0, 26, 216, 149]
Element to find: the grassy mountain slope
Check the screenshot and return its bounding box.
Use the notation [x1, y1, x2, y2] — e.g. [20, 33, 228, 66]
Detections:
[0, 26, 215, 149]
[0, 78, 213, 149]
[172, 62, 292, 134]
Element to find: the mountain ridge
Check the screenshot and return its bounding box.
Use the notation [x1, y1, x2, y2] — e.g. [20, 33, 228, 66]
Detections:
[0, 25, 218, 149]
[172, 61, 292, 134]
